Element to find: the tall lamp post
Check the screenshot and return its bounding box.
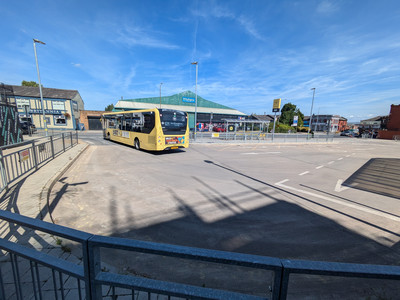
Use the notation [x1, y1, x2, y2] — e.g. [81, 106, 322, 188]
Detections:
[33, 38, 48, 136]
[191, 62, 198, 140]
[159, 82, 163, 108]
[308, 88, 316, 138]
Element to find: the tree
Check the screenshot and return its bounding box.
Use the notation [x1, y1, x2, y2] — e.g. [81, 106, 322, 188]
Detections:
[105, 104, 114, 111]
[279, 102, 304, 128]
[21, 80, 39, 87]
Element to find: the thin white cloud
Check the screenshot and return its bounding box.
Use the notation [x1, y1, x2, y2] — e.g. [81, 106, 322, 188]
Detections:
[237, 15, 264, 41]
[193, 2, 264, 40]
[316, 1, 339, 14]
[116, 24, 180, 50]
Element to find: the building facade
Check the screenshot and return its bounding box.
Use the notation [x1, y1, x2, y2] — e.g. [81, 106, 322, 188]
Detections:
[310, 115, 341, 132]
[114, 91, 247, 129]
[338, 117, 349, 132]
[79, 110, 104, 130]
[378, 104, 400, 140]
[9, 85, 84, 131]
[360, 116, 387, 130]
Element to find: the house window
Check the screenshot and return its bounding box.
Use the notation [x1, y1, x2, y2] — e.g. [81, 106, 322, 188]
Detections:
[54, 115, 67, 125]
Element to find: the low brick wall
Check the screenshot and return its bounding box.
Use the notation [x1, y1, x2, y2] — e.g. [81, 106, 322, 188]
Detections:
[378, 130, 400, 140]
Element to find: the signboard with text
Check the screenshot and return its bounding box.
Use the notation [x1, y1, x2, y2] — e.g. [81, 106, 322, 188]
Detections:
[272, 98, 281, 113]
[182, 97, 195, 103]
[292, 115, 298, 127]
[30, 109, 63, 115]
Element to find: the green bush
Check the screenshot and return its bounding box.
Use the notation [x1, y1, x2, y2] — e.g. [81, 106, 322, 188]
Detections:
[297, 126, 309, 132]
[267, 123, 297, 133]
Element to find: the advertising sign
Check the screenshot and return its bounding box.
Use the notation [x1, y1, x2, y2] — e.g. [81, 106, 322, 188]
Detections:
[19, 149, 30, 162]
[165, 136, 185, 144]
[182, 97, 195, 103]
[272, 98, 281, 112]
[292, 115, 298, 127]
[52, 101, 65, 110]
[16, 98, 30, 107]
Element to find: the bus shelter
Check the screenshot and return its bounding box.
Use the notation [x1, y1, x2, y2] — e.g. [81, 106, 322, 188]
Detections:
[220, 119, 271, 141]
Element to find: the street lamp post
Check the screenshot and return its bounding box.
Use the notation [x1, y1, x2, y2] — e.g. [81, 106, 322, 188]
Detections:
[308, 88, 316, 138]
[191, 62, 198, 141]
[33, 38, 48, 137]
[159, 82, 163, 108]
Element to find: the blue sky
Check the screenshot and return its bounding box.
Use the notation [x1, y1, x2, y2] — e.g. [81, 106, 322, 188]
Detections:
[1, 0, 400, 122]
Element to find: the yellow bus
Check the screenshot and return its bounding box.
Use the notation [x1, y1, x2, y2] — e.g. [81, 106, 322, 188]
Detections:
[102, 108, 189, 151]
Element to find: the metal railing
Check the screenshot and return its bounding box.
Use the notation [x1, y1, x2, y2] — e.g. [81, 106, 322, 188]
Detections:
[190, 131, 335, 143]
[0, 132, 78, 193]
[1, 210, 400, 299]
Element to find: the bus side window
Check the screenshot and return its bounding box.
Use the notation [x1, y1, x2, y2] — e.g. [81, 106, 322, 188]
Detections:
[142, 112, 155, 134]
[125, 115, 132, 131]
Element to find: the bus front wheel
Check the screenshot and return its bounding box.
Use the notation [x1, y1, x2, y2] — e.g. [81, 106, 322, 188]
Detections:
[134, 138, 140, 150]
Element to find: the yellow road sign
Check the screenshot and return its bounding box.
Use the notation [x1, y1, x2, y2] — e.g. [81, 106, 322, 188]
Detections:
[273, 98, 281, 112]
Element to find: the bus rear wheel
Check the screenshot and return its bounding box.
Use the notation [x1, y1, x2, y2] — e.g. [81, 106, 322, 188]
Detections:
[134, 138, 140, 150]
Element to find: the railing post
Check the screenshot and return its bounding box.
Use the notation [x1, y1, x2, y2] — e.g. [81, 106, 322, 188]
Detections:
[62, 133, 66, 152]
[87, 240, 103, 300]
[70, 132, 73, 148]
[50, 136, 55, 159]
[278, 268, 290, 300]
[0, 148, 8, 191]
[31, 140, 38, 170]
[272, 268, 283, 300]
[75, 131, 79, 145]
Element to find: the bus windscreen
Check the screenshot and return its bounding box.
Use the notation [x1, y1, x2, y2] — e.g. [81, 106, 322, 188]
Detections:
[159, 109, 187, 135]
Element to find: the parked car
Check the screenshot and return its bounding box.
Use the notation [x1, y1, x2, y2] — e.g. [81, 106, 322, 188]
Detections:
[340, 130, 351, 136]
[20, 121, 37, 134]
[340, 130, 358, 137]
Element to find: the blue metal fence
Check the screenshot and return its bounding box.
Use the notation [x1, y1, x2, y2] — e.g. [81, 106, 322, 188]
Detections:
[1, 210, 400, 299]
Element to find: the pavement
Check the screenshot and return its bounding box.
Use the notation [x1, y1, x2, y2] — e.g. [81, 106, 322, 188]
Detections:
[0, 137, 167, 299]
[0, 139, 89, 299]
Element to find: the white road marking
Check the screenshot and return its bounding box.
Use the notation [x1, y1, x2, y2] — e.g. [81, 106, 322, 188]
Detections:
[299, 171, 309, 176]
[275, 179, 289, 185]
[328, 161, 335, 165]
[316, 165, 324, 169]
[337, 157, 343, 160]
[275, 181, 400, 222]
[263, 152, 281, 154]
[242, 152, 258, 155]
[334, 179, 350, 192]
[346, 155, 351, 157]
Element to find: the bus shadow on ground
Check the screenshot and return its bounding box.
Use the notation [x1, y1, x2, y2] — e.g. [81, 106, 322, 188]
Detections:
[107, 139, 186, 155]
[343, 158, 400, 200]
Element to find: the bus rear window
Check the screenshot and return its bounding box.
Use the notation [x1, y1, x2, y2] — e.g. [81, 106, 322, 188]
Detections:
[159, 109, 187, 135]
